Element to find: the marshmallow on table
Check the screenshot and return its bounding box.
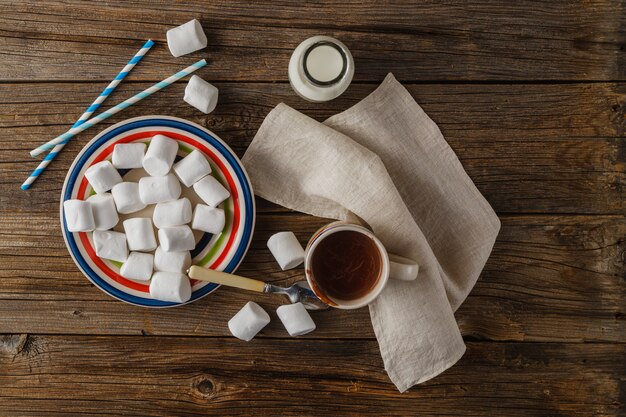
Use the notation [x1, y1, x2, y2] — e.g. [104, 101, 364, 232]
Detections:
[191, 204, 225, 234]
[93, 230, 128, 262]
[123, 217, 157, 252]
[193, 175, 230, 207]
[276, 303, 316, 336]
[153, 198, 192, 229]
[87, 193, 119, 230]
[267, 231, 305, 270]
[84, 160, 122, 194]
[143, 134, 179, 177]
[166, 19, 207, 58]
[138, 174, 181, 205]
[149, 272, 192, 303]
[158, 225, 196, 252]
[173, 149, 212, 187]
[120, 252, 153, 281]
[112, 182, 146, 214]
[112, 143, 146, 169]
[228, 301, 271, 342]
[63, 199, 95, 232]
[184, 75, 219, 114]
[154, 246, 191, 273]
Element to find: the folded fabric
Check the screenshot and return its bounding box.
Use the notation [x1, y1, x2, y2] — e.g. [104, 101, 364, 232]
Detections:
[242, 73, 500, 392]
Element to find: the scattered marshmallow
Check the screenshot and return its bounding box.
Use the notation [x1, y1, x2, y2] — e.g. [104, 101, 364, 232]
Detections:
[191, 204, 225, 234]
[149, 272, 192, 303]
[138, 174, 181, 205]
[120, 252, 153, 281]
[158, 225, 196, 252]
[276, 303, 316, 336]
[193, 175, 230, 207]
[87, 193, 119, 230]
[267, 231, 305, 270]
[112, 143, 147, 169]
[154, 246, 191, 273]
[153, 198, 192, 229]
[143, 135, 179, 177]
[84, 160, 122, 194]
[93, 230, 128, 262]
[184, 75, 218, 114]
[111, 182, 147, 214]
[166, 19, 207, 58]
[123, 217, 157, 252]
[173, 149, 212, 187]
[63, 199, 95, 232]
[228, 302, 271, 342]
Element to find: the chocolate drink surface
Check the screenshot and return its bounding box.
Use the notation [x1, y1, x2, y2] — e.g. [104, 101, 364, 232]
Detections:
[310, 230, 382, 301]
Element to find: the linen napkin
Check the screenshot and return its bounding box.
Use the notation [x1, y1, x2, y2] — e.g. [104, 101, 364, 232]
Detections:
[242, 73, 500, 392]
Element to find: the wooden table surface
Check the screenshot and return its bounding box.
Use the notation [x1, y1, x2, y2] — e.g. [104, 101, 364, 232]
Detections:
[1, 1, 624, 416]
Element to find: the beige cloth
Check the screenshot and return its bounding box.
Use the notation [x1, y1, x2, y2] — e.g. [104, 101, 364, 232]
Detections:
[242, 73, 500, 392]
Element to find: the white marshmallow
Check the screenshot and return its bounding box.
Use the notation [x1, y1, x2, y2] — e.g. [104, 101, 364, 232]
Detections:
[173, 149, 212, 187]
[267, 231, 305, 270]
[84, 160, 122, 194]
[120, 252, 153, 281]
[63, 199, 95, 232]
[87, 193, 118, 230]
[123, 218, 157, 252]
[111, 182, 147, 214]
[276, 303, 316, 336]
[138, 174, 181, 205]
[193, 175, 230, 207]
[143, 135, 179, 176]
[191, 204, 225, 235]
[158, 225, 196, 252]
[166, 19, 207, 58]
[153, 198, 192, 228]
[154, 246, 191, 273]
[93, 230, 128, 262]
[228, 302, 271, 342]
[184, 75, 219, 114]
[149, 272, 192, 303]
[112, 143, 146, 169]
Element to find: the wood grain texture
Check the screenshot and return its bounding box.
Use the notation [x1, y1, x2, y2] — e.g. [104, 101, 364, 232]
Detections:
[1, 2, 625, 415]
[0, 1, 624, 81]
[0, 335, 623, 417]
[2, 82, 624, 214]
[0, 212, 623, 342]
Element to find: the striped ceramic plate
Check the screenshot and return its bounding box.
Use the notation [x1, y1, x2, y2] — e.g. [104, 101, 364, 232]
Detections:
[60, 116, 255, 307]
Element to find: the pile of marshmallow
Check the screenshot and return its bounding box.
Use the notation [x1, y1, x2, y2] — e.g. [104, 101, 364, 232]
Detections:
[63, 134, 230, 303]
[228, 231, 317, 341]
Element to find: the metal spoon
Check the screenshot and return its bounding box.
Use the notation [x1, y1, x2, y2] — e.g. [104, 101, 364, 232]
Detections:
[187, 266, 328, 310]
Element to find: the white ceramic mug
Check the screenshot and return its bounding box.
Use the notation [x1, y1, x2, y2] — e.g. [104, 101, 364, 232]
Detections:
[304, 222, 419, 309]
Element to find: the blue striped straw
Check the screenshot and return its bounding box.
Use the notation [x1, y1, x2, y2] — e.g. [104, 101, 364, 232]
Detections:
[21, 39, 155, 190]
[29, 59, 206, 160]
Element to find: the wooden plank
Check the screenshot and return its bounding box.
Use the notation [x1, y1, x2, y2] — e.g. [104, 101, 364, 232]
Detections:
[0, 1, 624, 81]
[1, 82, 624, 214]
[0, 212, 623, 342]
[0, 335, 623, 417]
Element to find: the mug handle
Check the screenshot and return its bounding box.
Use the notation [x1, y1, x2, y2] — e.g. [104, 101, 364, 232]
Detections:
[388, 254, 419, 281]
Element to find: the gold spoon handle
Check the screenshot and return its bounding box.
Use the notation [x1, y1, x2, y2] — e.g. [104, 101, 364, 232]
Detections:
[187, 265, 265, 293]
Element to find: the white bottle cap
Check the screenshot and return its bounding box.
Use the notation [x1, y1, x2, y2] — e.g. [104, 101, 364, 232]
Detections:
[288, 36, 354, 103]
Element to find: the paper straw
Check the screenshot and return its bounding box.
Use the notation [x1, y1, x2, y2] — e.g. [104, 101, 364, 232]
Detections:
[21, 39, 155, 190]
[29, 59, 207, 161]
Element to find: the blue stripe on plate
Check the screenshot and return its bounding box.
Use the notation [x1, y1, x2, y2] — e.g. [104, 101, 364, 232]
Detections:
[63, 118, 255, 307]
